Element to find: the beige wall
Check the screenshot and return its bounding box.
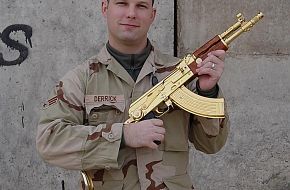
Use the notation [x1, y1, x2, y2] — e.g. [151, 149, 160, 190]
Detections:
[178, 1, 290, 190]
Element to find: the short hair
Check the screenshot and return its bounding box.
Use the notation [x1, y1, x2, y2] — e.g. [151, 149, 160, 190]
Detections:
[107, 0, 154, 6]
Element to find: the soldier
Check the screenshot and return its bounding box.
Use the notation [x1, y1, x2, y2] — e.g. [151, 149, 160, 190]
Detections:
[36, 0, 230, 189]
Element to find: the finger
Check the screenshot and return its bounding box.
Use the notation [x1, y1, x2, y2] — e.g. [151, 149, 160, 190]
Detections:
[138, 119, 162, 127]
[208, 50, 226, 61]
[197, 61, 216, 73]
[197, 67, 218, 76]
[197, 50, 226, 68]
[150, 119, 164, 127]
[206, 55, 224, 67]
[153, 133, 165, 142]
[200, 61, 215, 70]
[196, 58, 208, 68]
[197, 55, 220, 68]
[197, 58, 224, 74]
[153, 126, 166, 134]
[148, 142, 159, 149]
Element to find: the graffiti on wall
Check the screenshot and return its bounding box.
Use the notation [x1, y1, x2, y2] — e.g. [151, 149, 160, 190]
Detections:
[0, 24, 33, 66]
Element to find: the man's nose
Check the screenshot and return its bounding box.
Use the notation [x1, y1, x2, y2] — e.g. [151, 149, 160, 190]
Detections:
[127, 5, 136, 18]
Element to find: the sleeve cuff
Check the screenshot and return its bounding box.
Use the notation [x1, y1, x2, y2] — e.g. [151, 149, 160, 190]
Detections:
[196, 116, 221, 136]
[81, 123, 123, 170]
[195, 86, 225, 136]
[196, 80, 219, 98]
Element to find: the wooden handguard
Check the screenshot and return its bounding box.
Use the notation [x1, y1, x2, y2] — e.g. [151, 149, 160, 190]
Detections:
[188, 36, 228, 72]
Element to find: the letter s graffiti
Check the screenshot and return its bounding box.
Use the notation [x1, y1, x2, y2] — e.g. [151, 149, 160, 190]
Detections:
[0, 24, 33, 66]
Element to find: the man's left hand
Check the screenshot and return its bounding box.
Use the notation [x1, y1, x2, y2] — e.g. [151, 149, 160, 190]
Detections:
[196, 50, 226, 91]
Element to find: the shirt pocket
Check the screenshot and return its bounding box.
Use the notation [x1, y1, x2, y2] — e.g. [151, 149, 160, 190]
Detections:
[87, 102, 125, 126]
[159, 110, 189, 152]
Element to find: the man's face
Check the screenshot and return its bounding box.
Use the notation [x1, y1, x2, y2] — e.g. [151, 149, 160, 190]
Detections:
[102, 0, 156, 45]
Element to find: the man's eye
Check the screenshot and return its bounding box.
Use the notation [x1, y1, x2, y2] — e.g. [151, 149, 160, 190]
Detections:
[116, 2, 127, 6]
[137, 4, 148, 9]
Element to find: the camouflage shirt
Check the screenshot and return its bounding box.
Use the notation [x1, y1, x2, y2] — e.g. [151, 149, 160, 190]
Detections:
[36, 45, 230, 190]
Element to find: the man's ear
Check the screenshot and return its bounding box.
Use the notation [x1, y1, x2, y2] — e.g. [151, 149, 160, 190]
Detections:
[151, 8, 157, 22]
[101, 0, 108, 17]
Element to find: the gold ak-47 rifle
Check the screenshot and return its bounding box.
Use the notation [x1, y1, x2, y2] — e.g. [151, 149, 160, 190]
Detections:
[81, 12, 264, 189]
[125, 12, 264, 123]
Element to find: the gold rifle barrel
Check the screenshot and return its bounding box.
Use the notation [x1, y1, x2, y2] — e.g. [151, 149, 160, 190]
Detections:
[220, 12, 264, 45]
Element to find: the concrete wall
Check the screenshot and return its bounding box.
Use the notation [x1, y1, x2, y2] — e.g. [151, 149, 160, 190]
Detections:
[0, 0, 174, 189]
[1, 0, 289, 190]
[178, 0, 290, 190]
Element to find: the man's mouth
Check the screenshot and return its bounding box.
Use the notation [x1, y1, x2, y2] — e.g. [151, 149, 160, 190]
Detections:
[120, 23, 140, 27]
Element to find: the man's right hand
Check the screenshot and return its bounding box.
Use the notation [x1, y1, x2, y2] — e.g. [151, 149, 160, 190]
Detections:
[123, 119, 165, 149]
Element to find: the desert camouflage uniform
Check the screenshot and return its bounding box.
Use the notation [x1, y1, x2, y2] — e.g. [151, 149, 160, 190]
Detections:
[36, 45, 229, 190]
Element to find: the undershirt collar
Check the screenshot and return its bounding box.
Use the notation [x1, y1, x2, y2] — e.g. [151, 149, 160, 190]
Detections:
[106, 40, 153, 81]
